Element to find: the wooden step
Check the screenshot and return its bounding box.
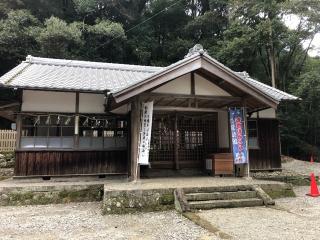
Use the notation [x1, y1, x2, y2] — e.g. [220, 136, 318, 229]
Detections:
[186, 191, 257, 201]
[189, 198, 264, 209]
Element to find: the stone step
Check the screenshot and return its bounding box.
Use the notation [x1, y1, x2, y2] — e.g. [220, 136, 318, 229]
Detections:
[189, 198, 264, 209]
[183, 185, 252, 194]
[186, 191, 257, 201]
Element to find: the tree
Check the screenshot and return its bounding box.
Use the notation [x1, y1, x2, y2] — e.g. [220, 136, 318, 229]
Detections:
[83, 19, 126, 62]
[0, 10, 40, 75]
[36, 16, 83, 58]
[279, 57, 320, 159]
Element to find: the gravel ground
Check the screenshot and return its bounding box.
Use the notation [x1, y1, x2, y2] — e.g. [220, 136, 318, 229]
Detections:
[282, 158, 320, 176]
[0, 202, 217, 240]
[198, 186, 320, 240]
[1, 187, 319, 240]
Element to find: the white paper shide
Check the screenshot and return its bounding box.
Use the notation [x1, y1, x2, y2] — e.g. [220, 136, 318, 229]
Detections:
[138, 101, 154, 165]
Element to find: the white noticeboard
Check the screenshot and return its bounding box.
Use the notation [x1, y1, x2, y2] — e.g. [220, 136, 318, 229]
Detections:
[138, 101, 154, 165]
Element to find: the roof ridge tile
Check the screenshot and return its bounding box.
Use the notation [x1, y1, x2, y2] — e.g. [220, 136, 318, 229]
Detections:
[25, 55, 163, 73]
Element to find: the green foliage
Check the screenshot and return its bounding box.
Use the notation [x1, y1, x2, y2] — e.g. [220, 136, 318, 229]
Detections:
[0, 10, 39, 74]
[279, 57, 320, 160]
[88, 19, 125, 39]
[36, 16, 83, 58]
[212, 21, 256, 71]
[73, 0, 98, 15]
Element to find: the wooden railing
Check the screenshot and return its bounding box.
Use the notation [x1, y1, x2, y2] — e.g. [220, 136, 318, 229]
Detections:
[0, 130, 16, 152]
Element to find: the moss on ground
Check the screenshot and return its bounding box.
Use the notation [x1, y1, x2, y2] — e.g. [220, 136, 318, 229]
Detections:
[263, 188, 296, 199]
[0, 176, 10, 181]
[159, 194, 174, 205]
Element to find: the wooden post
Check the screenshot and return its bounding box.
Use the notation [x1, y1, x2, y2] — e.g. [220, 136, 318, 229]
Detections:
[16, 89, 23, 149]
[15, 114, 22, 149]
[227, 110, 236, 176]
[74, 92, 80, 148]
[130, 97, 141, 181]
[174, 113, 179, 170]
[242, 102, 250, 178]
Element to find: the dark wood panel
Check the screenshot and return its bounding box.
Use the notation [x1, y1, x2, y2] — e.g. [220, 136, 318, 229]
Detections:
[249, 119, 281, 170]
[14, 150, 128, 176]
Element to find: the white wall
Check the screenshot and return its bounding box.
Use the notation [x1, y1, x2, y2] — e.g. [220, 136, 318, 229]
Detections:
[22, 90, 106, 113]
[152, 73, 191, 94]
[218, 111, 230, 148]
[195, 74, 231, 96]
[152, 73, 231, 97]
[79, 93, 105, 113]
[251, 108, 276, 118]
[22, 90, 76, 112]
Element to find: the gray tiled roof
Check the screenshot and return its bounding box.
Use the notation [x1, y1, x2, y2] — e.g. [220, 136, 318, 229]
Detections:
[0, 56, 163, 92]
[0, 54, 297, 102]
[236, 72, 298, 102]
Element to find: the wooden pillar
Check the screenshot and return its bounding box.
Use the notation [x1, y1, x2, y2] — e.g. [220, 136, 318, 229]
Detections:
[15, 114, 22, 149]
[74, 92, 80, 148]
[130, 97, 141, 181]
[15, 89, 23, 149]
[174, 113, 179, 170]
[242, 101, 250, 178]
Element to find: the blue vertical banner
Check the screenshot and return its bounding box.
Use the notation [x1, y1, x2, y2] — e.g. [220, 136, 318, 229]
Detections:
[229, 108, 248, 164]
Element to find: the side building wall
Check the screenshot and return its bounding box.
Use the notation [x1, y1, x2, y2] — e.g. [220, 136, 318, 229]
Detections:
[15, 90, 128, 177]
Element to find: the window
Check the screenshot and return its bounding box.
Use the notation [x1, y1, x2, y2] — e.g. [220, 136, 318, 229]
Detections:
[21, 115, 74, 149]
[248, 120, 259, 149]
[79, 116, 127, 149]
[20, 114, 127, 150]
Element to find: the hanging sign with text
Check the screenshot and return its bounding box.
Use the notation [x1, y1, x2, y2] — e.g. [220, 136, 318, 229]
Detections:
[138, 101, 154, 165]
[229, 107, 248, 164]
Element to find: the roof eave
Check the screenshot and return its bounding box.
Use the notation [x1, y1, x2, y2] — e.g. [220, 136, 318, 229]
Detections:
[0, 85, 110, 94]
[112, 54, 202, 103]
[200, 54, 280, 109]
[113, 53, 281, 108]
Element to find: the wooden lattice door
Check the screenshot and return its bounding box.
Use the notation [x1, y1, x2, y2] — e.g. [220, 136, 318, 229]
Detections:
[149, 113, 218, 169]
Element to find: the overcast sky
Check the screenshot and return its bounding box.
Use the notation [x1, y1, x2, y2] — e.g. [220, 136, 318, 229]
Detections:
[284, 14, 320, 57]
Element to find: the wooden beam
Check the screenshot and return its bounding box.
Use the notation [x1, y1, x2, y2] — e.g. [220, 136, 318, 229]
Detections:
[0, 102, 20, 109]
[144, 92, 241, 102]
[154, 106, 227, 113]
[154, 97, 164, 105]
[165, 98, 177, 106]
[180, 99, 190, 107]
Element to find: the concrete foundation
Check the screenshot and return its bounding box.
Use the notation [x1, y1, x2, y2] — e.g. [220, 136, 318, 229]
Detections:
[0, 184, 103, 206]
[0, 177, 295, 212]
